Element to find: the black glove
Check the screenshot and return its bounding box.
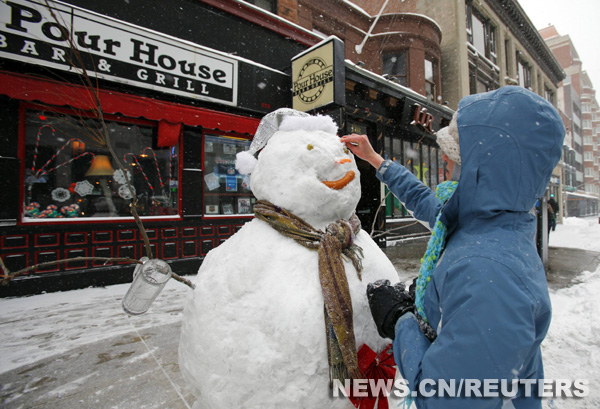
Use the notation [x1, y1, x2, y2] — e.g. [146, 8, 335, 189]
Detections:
[366, 279, 414, 340]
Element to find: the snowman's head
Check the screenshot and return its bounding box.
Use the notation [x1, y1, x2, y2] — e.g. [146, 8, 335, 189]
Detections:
[237, 112, 361, 230]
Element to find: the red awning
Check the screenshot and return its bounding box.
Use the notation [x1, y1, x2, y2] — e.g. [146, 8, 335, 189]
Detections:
[0, 71, 260, 135]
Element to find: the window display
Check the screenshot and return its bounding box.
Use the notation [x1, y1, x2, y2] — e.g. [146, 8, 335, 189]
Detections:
[23, 109, 179, 221]
[203, 134, 255, 216]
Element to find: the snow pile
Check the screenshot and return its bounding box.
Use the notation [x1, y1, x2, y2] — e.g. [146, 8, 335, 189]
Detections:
[542, 267, 600, 408]
[534, 216, 600, 408]
[549, 217, 600, 252]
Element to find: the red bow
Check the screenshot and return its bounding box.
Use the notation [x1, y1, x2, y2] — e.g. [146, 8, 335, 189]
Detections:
[349, 344, 396, 409]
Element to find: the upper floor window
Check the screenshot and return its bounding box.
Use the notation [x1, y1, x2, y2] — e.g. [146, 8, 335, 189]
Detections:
[572, 104, 581, 120]
[466, 2, 497, 63]
[517, 54, 531, 89]
[425, 58, 437, 102]
[383, 52, 408, 86]
[469, 69, 493, 94]
[504, 39, 512, 74]
[241, 0, 277, 13]
[545, 86, 555, 104]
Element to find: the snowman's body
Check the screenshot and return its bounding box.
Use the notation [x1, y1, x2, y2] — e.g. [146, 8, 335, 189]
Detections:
[179, 115, 400, 409]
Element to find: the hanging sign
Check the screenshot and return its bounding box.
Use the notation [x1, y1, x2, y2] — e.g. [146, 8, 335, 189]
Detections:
[0, 0, 238, 106]
[291, 36, 345, 112]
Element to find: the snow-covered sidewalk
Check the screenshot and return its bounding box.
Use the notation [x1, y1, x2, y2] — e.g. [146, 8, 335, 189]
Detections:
[0, 217, 598, 408]
[543, 217, 600, 408]
[0, 278, 189, 375]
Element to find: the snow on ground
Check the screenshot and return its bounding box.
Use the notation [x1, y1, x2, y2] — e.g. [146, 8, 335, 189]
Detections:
[542, 268, 600, 409]
[0, 217, 598, 407]
[0, 278, 189, 374]
[544, 217, 600, 408]
[549, 216, 600, 252]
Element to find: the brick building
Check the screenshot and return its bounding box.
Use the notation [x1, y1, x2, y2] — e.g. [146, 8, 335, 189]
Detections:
[540, 25, 600, 217]
[276, 0, 444, 104]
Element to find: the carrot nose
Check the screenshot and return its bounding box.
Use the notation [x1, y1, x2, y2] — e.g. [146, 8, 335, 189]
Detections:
[337, 158, 352, 164]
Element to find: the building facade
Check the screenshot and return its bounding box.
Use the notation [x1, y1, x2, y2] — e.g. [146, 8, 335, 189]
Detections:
[269, 0, 565, 254]
[0, 0, 302, 295]
[240, 0, 457, 241]
[540, 25, 600, 217]
[344, 0, 564, 110]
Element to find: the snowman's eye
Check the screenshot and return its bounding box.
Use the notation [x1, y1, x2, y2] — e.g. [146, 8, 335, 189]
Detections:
[307, 144, 314, 151]
[343, 147, 350, 154]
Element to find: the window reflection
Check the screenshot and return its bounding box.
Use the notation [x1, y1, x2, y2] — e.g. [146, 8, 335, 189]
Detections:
[203, 135, 254, 216]
[24, 109, 178, 220]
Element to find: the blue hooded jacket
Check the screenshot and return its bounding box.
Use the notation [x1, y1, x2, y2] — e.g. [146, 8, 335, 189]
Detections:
[376, 87, 565, 408]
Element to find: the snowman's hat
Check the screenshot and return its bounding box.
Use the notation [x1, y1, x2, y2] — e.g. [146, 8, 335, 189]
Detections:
[235, 108, 338, 175]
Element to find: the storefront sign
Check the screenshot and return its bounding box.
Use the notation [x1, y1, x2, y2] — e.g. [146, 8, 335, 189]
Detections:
[291, 36, 345, 112]
[411, 103, 434, 134]
[0, 0, 238, 105]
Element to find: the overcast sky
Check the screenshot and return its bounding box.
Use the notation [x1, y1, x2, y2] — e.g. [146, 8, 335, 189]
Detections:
[518, 0, 600, 92]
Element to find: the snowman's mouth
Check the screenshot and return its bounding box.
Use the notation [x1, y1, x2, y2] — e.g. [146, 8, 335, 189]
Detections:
[322, 171, 355, 190]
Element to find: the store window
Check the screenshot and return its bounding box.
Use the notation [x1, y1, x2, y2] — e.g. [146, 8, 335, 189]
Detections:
[419, 146, 428, 187]
[392, 138, 401, 162]
[384, 142, 443, 218]
[384, 136, 391, 160]
[203, 134, 254, 216]
[438, 147, 446, 182]
[23, 109, 178, 221]
[403, 140, 417, 175]
[383, 52, 408, 86]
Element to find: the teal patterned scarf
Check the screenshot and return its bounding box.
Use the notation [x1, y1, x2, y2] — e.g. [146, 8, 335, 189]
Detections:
[414, 181, 458, 323]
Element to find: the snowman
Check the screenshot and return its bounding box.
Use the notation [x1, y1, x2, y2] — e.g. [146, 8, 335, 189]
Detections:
[179, 109, 401, 409]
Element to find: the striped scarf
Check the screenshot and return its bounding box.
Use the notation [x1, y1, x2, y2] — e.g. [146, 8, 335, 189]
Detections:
[415, 181, 458, 323]
[253, 200, 364, 383]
